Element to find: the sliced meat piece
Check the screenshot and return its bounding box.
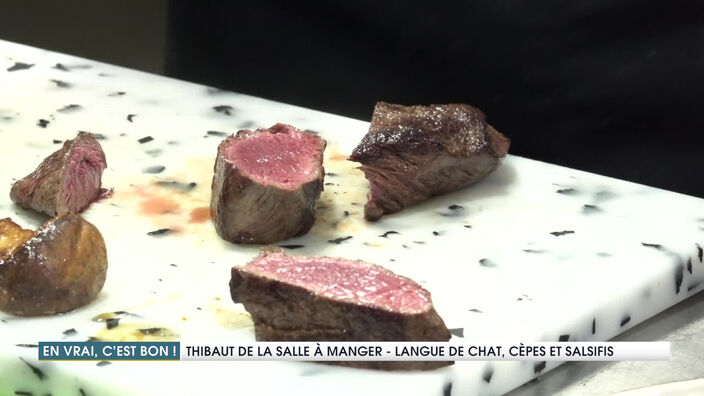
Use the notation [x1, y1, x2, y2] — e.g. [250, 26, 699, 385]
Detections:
[349, 102, 510, 221]
[210, 123, 326, 244]
[0, 214, 108, 316]
[230, 250, 451, 370]
[10, 131, 107, 217]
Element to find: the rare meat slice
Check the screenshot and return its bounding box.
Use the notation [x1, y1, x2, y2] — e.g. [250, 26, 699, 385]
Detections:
[349, 102, 510, 221]
[230, 250, 451, 370]
[10, 131, 107, 217]
[211, 123, 326, 244]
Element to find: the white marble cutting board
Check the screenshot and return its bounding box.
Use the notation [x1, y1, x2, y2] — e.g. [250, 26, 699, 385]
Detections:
[0, 39, 703, 396]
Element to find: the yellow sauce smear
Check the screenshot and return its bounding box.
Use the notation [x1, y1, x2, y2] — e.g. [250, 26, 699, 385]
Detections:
[108, 144, 369, 239]
[93, 322, 179, 342]
[209, 302, 253, 330]
[310, 144, 370, 237]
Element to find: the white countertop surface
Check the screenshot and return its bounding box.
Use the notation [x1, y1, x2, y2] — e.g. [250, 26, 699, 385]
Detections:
[1, 39, 703, 396]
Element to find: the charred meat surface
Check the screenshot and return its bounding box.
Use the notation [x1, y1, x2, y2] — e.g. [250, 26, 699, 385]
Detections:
[349, 102, 510, 221]
[230, 250, 451, 370]
[11, 132, 107, 217]
[211, 123, 326, 244]
[0, 214, 107, 316]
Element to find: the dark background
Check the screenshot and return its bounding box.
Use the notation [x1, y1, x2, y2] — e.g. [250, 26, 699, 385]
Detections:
[2, 1, 703, 198]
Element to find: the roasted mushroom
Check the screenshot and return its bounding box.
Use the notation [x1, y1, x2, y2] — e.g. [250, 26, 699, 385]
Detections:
[0, 214, 108, 316]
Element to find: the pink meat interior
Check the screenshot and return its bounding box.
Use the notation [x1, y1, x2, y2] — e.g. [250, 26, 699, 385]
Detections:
[245, 253, 432, 314]
[61, 143, 107, 212]
[224, 125, 322, 190]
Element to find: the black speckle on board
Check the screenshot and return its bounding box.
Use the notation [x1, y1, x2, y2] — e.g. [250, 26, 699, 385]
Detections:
[299, 369, 325, 377]
[413, 241, 426, 245]
[449, 328, 464, 338]
[688, 282, 701, 292]
[642, 242, 664, 251]
[324, 182, 335, 186]
[108, 91, 125, 96]
[7, 62, 34, 72]
[279, 244, 304, 249]
[595, 190, 616, 201]
[687, 258, 693, 274]
[469, 308, 483, 313]
[550, 230, 574, 236]
[63, 328, 77, 336]
[37, 119, 49, 128]
[432, 231, 441, 236]
[57, 104, 81, 113]
[51, 63, 90, 71]
[87, 337, 102, 342]
[558, 334, 570, 342]
[556, 188, 576, 194]
[592, 318, 596, 335]
[620, 315, 631, 327]
[442, 381, 452, 396]
[14, 391, 33, 395]
[523, 249, 546, 253]
[438, 204, 464, 216]
[143, 165, 165, 174]
[93, 133, 107, 141]
[146, 148, 162, 157]
[19, 358, 46, 380]
[147, 228, 171, 236]
[105, 318, 120, 329]
[534, 361, 546, 374]
[127, 114, 136, 122]
[206, 86, 226, 94]
[379, 231, 399, 238]
[697, 244, 703, 263]
[79, 389, 87, 396]
[213, 105, 234, 115]
[52, 139, 62, 144]
[482, 366, 494, 383]
[49, 79, 71, 88]
[170, 263, 177, 267]
[304, 129, 320, 135]
[97, 361, 111, 367]
[479, 258, 497, 268]
[343, 210, 349, 216]
[328, 236, 352, 244]
[15, 344, 38, 348]
[155, 180, 196, 192]
[463, 224, 472, 228]
[582, 204, 601, 213]
[207, 130, 227, 136]
[138, 136, 154, 144]
[325, 172, 337, 177]
[138, 328, 165, 335]
[675, 258, 685, 294]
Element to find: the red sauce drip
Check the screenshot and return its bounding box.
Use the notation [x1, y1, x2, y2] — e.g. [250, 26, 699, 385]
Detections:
[139, 195, 180, 215]
[329, 153, 347, 161]
[189, 206, 211, 223]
